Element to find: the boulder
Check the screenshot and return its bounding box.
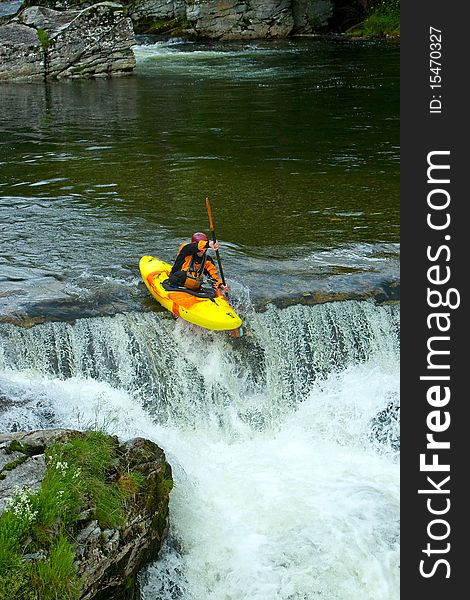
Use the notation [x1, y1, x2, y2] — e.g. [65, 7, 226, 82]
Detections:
[126, 0, 187, 23]
[3, 0, 337, 40]
[292, 0, 333, 33]
[0, 428, 173, 599]
[186, 0, 295, 40]
[0, 2, 136, 80]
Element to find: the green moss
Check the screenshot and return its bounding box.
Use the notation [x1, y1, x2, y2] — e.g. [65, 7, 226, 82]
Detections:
[0, 454, 28, 474]
[133, 16, 191, 36]
[70, 65, 87, 74]
[123, 573, 137, 598]
[8, 439, 30, 454]
[117, 470, 146, 495]
[157, 474, 173, 497]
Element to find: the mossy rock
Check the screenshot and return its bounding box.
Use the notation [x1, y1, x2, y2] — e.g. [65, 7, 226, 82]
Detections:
[133, 16, 190, 35]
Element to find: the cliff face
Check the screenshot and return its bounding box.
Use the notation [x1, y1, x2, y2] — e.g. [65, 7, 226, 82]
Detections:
[0, 2, 136, 80]
[6, 0, 336, 38]
[129, 0, 334, 37]
[0, 429, 173, 600]
[186, 0, 294, 39]
[0, 1, 375, 79]
[1, 0, 378, 41]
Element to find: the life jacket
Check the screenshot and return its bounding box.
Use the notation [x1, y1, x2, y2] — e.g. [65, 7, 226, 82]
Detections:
[179, 243, 207, 290]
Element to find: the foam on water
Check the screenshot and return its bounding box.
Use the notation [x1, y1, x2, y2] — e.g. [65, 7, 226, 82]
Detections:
[0, 301, 399, 599]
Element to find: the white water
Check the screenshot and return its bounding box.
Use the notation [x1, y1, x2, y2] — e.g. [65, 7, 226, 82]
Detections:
[0, 300, 399, 599]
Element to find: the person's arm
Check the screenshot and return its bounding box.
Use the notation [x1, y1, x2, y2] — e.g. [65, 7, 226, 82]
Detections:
[204, 257, 228, 291]
[204, 258, 221, 285]
[205, 241, 229, 290]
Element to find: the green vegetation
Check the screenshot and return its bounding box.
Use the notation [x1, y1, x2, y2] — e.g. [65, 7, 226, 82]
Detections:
[70, 65, 87, 74]
[349, 0, 400, 39]
[133, 16, 191, 35]
[37, 27, 52, 52]
[0, 454, 28, 479]
[0, 431, 145, 600]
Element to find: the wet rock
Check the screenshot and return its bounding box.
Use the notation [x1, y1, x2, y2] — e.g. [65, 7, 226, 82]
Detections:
[369, 401, 400, 453]
[292, 0, 333, 33]
[183, 0, 333, 38]
[0, 427, 77, 453]
[22, 549, 48, 562]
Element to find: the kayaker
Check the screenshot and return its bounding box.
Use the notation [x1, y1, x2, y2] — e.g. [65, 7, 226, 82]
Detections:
[168, 232, 229, 293]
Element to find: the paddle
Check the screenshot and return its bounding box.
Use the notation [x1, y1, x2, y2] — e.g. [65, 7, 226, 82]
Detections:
[205, 197, 227, 289]
[205, 198, 243, 338]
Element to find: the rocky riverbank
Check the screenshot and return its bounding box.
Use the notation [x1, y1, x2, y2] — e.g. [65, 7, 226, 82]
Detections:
[0, 3, 136, 80]
[0, 1, 397, 80]
[0, 428, 173, 599]
[3, 0, 335, 37]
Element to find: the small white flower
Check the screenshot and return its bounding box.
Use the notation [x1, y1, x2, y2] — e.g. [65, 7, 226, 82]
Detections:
[6, 486, 38, 524]
[55, 461, 69, 476]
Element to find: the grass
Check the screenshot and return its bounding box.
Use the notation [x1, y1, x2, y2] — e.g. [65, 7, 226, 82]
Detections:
[0, 431, 145, 599]
[349, 0, 400, 39]
[30, 536, 80, 600]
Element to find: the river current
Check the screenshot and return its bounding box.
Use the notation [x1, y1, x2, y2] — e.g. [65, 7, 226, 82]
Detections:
[0, 37, 399, 599]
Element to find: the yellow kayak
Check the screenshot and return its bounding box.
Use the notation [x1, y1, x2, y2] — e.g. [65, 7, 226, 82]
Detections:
[139, 256, 242, 331]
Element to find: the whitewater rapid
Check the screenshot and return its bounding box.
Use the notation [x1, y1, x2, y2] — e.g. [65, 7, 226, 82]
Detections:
[0, 300, 399, 600]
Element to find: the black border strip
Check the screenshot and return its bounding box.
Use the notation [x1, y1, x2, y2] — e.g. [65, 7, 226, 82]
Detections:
[401, 1, 468, 596]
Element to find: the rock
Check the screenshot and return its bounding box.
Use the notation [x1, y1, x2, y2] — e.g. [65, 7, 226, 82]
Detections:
[0, 427, 77, 452]
[0, 1, 24, 22]
[0, 428, 173, 599]
[292, 0, 333, 33]
[0, 2, 136, 80]
[186, 0, 295, 40]
[13, 0, 334, 39]
[127, 0, 187, 23]
[0, 452, 46, 513]
[22, 549, 48, 562]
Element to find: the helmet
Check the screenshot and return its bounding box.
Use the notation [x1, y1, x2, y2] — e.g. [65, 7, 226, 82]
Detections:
[191, 232, 209, 243]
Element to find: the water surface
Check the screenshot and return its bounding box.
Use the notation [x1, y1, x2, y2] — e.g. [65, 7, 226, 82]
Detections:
[1, 37, 399, 319]
[0, 36, 400, 600]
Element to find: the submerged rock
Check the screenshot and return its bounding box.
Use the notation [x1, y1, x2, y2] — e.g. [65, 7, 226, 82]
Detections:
[0, 428, 173, 599]
[0, 2, 136, 80]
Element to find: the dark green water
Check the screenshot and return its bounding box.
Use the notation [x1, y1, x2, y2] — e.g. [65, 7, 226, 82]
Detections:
[0, 37, 399, 322]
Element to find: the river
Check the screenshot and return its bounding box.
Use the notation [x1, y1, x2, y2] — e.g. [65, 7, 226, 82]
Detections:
[0, 37, 399, 599]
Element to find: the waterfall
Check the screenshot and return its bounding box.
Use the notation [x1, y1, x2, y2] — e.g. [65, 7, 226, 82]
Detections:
[0, 300, 400, 600]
